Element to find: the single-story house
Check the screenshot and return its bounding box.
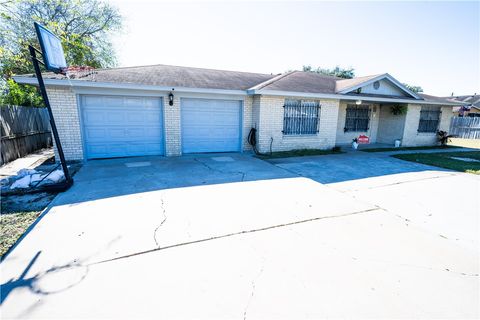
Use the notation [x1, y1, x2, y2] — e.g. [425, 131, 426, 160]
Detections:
[449, 94, 480, 117]
[13, 64, 464, 161]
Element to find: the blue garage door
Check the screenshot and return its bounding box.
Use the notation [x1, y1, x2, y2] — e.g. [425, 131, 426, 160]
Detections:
[181, 98, 242, 153]
[81, 95, 164, 159]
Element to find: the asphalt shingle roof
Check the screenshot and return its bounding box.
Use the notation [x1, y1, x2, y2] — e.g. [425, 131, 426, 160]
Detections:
[41, 64, 277, 91]
[253, 71, 339, 94]
[17, 64, 458, 105]
[446, 95, 480, 108]
[418, 93, 467, 105]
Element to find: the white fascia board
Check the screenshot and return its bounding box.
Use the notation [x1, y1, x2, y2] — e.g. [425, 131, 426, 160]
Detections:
[248, 89, 464, 106]
[12, 76, 248, 96]
[337, 73, 422, 100]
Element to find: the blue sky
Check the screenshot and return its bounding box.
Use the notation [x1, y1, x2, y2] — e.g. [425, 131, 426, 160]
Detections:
[110, 1, 479, 96]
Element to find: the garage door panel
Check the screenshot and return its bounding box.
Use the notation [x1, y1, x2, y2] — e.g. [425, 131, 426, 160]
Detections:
[81, 96, 164, 159]
[181, 98, 241, 153]
[85, 127, 163, 141]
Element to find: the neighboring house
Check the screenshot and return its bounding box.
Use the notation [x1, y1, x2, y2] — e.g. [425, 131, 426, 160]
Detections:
[13, 65, 463, 161]
[448, 94, 480, 117]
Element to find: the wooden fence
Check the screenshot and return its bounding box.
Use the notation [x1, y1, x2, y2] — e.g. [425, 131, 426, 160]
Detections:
[449, 116, 480, 140]
[1, 105, 52, 165]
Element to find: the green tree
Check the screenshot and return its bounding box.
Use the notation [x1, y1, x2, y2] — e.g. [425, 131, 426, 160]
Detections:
[0, 78, 43, 106]
[402, 83, 424, 93]
[303, 65, 355, 79]
[0, 0, 122, 106]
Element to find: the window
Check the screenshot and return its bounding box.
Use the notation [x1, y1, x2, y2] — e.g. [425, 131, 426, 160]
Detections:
[283, 100, 320, 135]
[344, 105, 370, 132]
[418, 106, 440, 133]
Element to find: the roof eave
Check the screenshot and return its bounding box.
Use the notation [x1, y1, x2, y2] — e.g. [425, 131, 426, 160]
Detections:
[249, 89, 464, 106]
[12, 76, 248, 96]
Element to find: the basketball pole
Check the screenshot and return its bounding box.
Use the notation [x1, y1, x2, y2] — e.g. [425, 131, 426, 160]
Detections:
[29, 45, 73, 187]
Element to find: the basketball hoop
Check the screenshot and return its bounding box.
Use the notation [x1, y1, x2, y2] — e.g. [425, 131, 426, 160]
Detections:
[61, 66, 96, 80]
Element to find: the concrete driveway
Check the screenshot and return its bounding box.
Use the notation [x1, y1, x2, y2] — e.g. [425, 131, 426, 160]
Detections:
[1, 153, 479, 319]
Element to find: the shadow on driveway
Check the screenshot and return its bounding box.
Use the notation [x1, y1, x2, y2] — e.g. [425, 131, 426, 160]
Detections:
[266, 150, 452, 184]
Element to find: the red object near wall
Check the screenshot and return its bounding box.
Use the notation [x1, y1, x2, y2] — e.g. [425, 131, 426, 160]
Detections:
[358, 135, 370, 144]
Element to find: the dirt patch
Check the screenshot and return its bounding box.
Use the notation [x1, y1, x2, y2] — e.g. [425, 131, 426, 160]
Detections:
[1, 192, 57, 214]
[0, 192, 58, 258]
[1, 161, 82, 258]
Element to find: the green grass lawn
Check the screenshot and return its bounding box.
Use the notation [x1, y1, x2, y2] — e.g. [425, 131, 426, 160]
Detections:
[255, 148, 343, 160]
[1, 211, 40, 257]
[392, 151, 480, 174]
[0, 192, 57, 259]
[361, 145, 455, 152]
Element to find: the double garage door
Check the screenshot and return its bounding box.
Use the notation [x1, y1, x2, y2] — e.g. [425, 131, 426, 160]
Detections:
[81, 96, 241, 159]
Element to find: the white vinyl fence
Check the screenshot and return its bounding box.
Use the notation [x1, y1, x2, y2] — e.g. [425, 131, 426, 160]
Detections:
[449, 116, 480, 139]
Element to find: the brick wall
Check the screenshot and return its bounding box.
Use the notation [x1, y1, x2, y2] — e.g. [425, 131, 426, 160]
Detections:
[46, 87, 84, 161]
[242, 96, 254, 151]
[163, 95, 181, 156]
[253, 95, 339, 153]
[402, 104, 453, 146]
[44, 86, 453, 159]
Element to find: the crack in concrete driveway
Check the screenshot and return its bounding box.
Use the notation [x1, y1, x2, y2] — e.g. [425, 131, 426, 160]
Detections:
[90, 207, 380, 266]
[194, 157, 246, 181]
[153, 196, 167, 248]
[243, 261, 265, 320]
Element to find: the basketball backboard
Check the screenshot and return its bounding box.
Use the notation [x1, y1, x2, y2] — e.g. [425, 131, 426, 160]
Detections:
[34, 22, 67, 74]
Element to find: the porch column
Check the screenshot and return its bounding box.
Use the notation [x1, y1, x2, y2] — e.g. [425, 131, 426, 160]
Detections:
[401, 104, 421, 146]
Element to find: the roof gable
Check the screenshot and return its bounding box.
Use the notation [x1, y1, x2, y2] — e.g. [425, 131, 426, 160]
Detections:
[336, 73, 421, 100]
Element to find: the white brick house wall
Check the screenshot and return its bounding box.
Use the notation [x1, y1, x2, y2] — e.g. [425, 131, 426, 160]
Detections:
[43, 85, 455, 161]
[402, 104, 452, 146]
[46, 87, 84, 161]
[253, 95, 339, 153]
[242, 96, 254, 152]
[163, 95, 181, 156]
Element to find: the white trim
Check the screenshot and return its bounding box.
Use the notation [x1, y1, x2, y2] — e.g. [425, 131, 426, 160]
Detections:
[12, 76, 248, 96]
[72, 87, 166, 97]
[248, 89, 464, 106]
[71, 87, 245, 100]
[337, 73, 422, 100]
